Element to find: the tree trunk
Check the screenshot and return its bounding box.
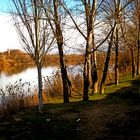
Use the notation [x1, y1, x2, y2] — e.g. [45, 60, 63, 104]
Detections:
[115, 28, 119, 85]
[53, 0, 70, 103]
[137, 40, 140, 75]
[91, 51, 98, 94]
[100, 42, 112, 94]
[83, 51, 90, 101]
[58, 44, 70, 103]
[137, 15, 140, 75]
[130, 48, 136, 77]
[83, 31, 93, 101]
[100, 30, 114, 94]
[83, 0, 98, 99]
[37, 64, 43, 113]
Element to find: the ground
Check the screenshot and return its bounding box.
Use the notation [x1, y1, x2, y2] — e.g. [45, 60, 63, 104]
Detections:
[0, 77, 139, 140]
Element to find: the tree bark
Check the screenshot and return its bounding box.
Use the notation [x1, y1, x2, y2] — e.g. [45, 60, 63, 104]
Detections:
[91, 50, 98, 94]
[115, 28, 119, 85]
[58, 44, 70, 103]
[83, 0, 98, 99]
[100, 29, 114, 94]
[130, 48, 136, 77]
[53, 0, 70, 103]
[37, 64, 43, 112]
[83, 49, 90, 101]
[137, 14, 140, 75]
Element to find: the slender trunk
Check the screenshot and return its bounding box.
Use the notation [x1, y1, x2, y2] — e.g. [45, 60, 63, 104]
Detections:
[83, 31, 93, 100]
[91, 51, 98, 94]
[83, 0, 98, 99]
[37, 64, 43, 112]
[137, 15, 140, 75]
[137, 40, 140, 75]
[34, 0, 43, 112]
[130, 48, 136, 77]
[89, 54, 92, 89]
[58, 44, 70, 103]
[100, 26, 115, 94]
[53, 0, 70, 103]
[91, 3, 98, 94]
[100, 32, 114, 94]
[115, 28, 119, 85]
[83, 50, 90, 101]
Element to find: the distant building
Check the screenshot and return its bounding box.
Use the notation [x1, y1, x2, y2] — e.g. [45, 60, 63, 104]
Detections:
[7, 48, 10, 56]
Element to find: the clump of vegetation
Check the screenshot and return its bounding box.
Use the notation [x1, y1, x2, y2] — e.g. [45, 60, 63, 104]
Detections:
[0, 71, 83, 117]
[43, 69, 83, 100]
[43, 72, 63, 99]
[0, 79, 35, 116]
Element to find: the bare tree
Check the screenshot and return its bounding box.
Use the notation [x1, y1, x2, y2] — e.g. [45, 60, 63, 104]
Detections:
[117, 0, 140, 77]
[10, 0, 54, 112]
[99, 0, 134, 93]
[121, 24, 137, 77]
[99, 23, 116, 94]
[60, 0, 113, 100]
[113, 0, 121, 86]
[132, 0, 140, 75]
[42, 0, 71, 103]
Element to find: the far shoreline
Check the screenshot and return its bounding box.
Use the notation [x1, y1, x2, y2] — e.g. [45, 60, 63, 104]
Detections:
[0, 49, 84, 72]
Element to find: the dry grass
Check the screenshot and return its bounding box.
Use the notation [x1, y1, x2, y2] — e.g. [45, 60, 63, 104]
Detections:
[0, 79, 35, 116]
[0, 73, 84, 117]
[43, 71, 83, 99]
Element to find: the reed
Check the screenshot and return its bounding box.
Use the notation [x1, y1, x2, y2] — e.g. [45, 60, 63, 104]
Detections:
[0, 72, 84, 116]
[0, 79, 34, 116]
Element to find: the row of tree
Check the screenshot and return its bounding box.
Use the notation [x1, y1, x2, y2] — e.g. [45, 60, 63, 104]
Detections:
[9, 0, 140, 112]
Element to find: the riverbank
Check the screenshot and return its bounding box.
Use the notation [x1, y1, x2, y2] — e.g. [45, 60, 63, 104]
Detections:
[0, 76, 139, 139]
[0, 49, 84, 69]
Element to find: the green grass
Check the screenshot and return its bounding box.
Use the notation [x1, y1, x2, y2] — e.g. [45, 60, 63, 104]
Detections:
[105, 75, 139, 94]
[88, 75, 140, 104]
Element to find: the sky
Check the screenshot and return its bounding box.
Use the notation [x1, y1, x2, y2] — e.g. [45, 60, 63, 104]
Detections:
[0, 0, 85, 53]
[0, 0, 22, 52]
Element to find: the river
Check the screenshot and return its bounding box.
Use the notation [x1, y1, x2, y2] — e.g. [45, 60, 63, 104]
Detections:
[0, 65, 83, 90]
[0, 66, 58, 89]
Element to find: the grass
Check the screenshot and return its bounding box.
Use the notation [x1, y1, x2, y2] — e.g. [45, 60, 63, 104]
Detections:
[0, 75, 140, 139]
[105, 75, 138, 93]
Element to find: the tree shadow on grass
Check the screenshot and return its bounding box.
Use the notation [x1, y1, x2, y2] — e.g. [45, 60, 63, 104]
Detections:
[101, 77, 140, 139]
[107, 77, 140, 100]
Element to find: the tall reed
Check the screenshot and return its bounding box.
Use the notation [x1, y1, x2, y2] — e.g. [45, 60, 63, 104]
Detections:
[0, 79, 34, 116]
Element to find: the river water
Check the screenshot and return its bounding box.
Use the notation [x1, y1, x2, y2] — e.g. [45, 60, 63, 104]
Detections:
[0, 65, 83, 105]
[0, 65, 83, 90]
[0, 66, 58, 89]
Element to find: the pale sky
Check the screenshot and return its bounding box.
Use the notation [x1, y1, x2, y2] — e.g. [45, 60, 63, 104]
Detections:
[0, 0, 22, 52]
[0, 0, 85, 54]
[0, 14, 22, 52]
[0, 13, 84, 53]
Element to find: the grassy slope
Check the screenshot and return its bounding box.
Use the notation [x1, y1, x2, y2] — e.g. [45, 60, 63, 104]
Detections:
[0, 76, 139, 140]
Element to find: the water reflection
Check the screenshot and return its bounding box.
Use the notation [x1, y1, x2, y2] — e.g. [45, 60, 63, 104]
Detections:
[0, 64, 35, 76]
[0, 66, 57, 89]
[0, 64, 83, 90]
